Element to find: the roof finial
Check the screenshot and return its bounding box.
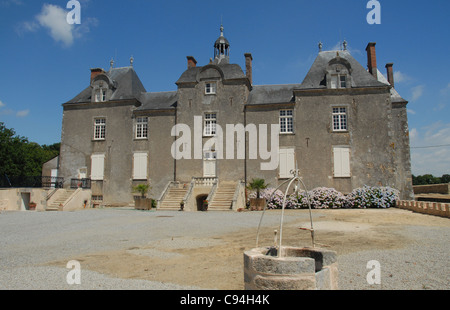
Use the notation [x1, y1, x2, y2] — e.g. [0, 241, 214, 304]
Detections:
[343, 40, 348, 51]
[318, 41, 323, 52]
[130, 55, 134, 67]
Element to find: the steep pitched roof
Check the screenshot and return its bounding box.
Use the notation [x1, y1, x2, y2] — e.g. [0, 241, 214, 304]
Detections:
[175, 63, 247, 85]
[65, 66, 146, 104]
[137, 91, 178, 111]
[247, 84, 300, 105]
[376, 68, 408, 103]
[299, 50, 387, 90]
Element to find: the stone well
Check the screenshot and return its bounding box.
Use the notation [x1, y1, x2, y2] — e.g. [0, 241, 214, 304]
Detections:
[244, 246, 338, 290]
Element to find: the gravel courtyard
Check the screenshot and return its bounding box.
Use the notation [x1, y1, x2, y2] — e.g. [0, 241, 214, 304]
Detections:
[0, 207, 448, 290]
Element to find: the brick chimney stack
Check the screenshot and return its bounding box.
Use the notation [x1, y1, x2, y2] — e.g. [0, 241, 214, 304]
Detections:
[366, 42, 378, 79]
[90, 68, 105, 83]
[385, 63, 394, 88]
[187, 56, 197, 69]
[244, 53, 253, 85]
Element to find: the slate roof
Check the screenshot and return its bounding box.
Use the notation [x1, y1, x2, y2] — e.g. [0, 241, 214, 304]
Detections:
[137, 91, 178, 111]
[175, 63, 247, 85]
[298, 50, 387, 89]
[247, 84, 301, 105]
[65, 67, 147, 104]
[376, 68, 408, 103]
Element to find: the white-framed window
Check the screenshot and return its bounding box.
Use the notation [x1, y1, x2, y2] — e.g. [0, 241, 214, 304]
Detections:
[136, 117, 148, 139]
[133, 152, 148, 180]
[333, 146, 351, 178]
[332, 107, 348, 131]
[95, 89, 107, 102]
[204, 113, 217, 136]
[279, 148, 295, 179]
[331, 75, 347, 89]
[91, 154, 105, 181]
[94, 118, 106, 140]
[280, 110, 294, 134]
[205, 82, 217, 95]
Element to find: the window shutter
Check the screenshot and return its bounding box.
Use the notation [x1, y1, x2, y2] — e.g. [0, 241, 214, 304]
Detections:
[91, 154, 105, 181]
[133, 153, 148, 180]
[279, 148, 295, 178]
[334, 147, 351, 177]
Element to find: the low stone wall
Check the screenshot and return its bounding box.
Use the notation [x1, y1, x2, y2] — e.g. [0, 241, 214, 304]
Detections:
[396, 200, 450, 218]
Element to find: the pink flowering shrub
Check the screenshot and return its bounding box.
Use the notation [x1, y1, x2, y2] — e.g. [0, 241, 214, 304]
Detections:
[248, 186, 399, 209]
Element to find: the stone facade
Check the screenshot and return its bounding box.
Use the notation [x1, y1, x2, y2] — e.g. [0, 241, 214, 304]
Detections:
[58, 27, 414, 207]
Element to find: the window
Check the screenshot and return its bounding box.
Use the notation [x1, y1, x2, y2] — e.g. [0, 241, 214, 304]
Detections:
[204, 113, 217, 136]
[91, 154, 105, 181]
[333, 147, 351, 178]
[330, 75, 347, 89]
[205, 82, 217, 95]
[280, 110, 294, 134]
[95, 89, 107, 102]
[332, 107, 348, 131]
[136, 117, 148, 139]
[279, 148, 295, 179]
[94, 118, 106, 140]
[133, 152, 148, 180]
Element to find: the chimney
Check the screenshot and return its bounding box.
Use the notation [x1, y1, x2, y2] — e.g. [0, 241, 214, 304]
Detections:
[187, 56, 197, 69]
[385, 63, 394, 88]
[244, 53, 253, 85]
[90, 68, 105, 83]
[365, 42, 378, 79]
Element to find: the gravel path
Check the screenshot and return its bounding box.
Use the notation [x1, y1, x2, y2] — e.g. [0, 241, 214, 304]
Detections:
[0, 208, 448, 290]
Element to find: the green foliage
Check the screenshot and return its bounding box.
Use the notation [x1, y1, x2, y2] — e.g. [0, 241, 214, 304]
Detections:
[133, 183, 151, 198]
[247, 178, 268, 199]
[0, 122, 60, 179]
[412, 174, 450, 185]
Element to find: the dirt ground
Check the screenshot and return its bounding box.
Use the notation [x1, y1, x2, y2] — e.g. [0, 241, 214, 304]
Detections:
[48, 208, 449, 290]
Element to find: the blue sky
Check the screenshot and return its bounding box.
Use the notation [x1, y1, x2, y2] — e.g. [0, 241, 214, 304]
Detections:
[0, 0, 449, 176]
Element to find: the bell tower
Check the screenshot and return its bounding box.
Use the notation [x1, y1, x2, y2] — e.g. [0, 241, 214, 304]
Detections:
[214, 24, 230, 64]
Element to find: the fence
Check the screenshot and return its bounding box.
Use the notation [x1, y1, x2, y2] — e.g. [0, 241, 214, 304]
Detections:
[396, 200, 450, 219]
[0, 175, 64, 189]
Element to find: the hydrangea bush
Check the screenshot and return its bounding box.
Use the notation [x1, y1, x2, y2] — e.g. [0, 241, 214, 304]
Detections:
[346, 186, 400, 209]
[247, 185, 400, 209]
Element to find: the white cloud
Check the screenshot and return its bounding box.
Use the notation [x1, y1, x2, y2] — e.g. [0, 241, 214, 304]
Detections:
[17, 3, 98, 47]
[0, 100, 5, 108]
[393, 71, 411, 84]
[16, 109, 30, 118]
[411, 85, 424, 102]
[440, 82, 450, 95]
[410, 122, 450, 176]
[36, 4, 74, 47]
[407, 109, 416, 115]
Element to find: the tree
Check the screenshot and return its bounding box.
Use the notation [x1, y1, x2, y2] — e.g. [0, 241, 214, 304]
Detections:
[247, 178, 268, 199]
[0, 122, 60, 186]
[441, 174, 450, 184]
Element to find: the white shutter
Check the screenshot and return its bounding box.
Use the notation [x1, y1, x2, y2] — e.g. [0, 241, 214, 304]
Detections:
[91, 154, 105, 181]
[133, 152, 148, 180]
[279, 148, 295, 178]
[334, 147, 351, 177]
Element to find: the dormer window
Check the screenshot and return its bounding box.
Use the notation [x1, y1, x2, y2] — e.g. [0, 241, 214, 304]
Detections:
[95, 89, 107, 102]
[205, 82, 217, 95]
[331, 74, 347, 89]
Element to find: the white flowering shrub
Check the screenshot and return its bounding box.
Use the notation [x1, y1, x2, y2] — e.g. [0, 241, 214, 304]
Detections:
[248, 186, 400, 210]
[308, 187, 348, 209]
[346, 186, 400, 209]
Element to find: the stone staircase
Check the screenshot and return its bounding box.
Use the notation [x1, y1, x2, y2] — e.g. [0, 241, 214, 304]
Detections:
[208, 182, 237, 211]
[159, 186, 188, 211]
[46, 189, 76, 211]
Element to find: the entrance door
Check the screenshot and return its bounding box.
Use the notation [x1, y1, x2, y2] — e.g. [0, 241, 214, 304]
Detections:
[21, 193, 31, 211]
[50, 169, 58, 189]
[203, 151, 217, 178]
